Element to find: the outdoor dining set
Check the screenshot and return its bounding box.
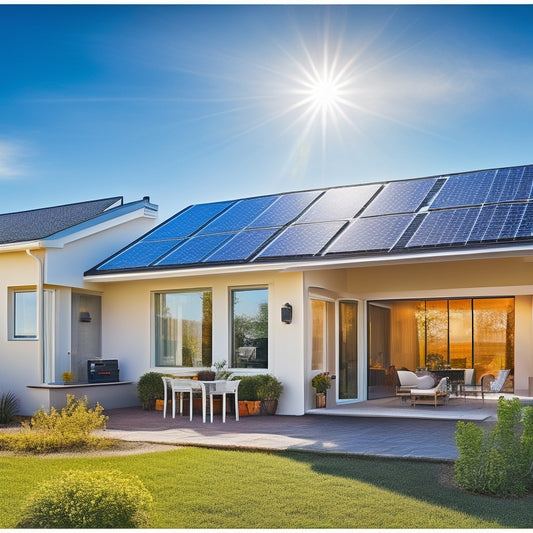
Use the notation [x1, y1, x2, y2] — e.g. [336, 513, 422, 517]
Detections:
[161, 376, 240, 423]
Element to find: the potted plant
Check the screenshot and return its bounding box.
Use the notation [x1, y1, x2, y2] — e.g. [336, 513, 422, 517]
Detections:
[257, 374, 283, 415]
[137, 371, 166, 410]
[233, 375, 261, 416]
[61, 371, 72, 384]
[312, 372, 331, 408]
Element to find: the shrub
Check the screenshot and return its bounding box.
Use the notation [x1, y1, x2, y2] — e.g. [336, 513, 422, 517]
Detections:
[256, 374, 283, 400]
[312, 373, 331, 394]
[0, 391, 19, 424]
[17, 469, 153, 528]
[232, 375, 262, 401]
[455, 397, 533, 496]
[137, 371, 166, 410]
[0, 394, 110, 453]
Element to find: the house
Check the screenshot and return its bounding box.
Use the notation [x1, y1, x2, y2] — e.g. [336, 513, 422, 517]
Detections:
[82, 164, 533, 416]
[0, 196, 158, 414]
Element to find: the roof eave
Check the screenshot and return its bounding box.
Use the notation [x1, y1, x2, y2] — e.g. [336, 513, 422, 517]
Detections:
[0, 241, 44, 254]
[83, 242, 533, 283]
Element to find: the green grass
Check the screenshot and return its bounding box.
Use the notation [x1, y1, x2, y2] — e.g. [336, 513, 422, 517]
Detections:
[0, 447, 531, 528]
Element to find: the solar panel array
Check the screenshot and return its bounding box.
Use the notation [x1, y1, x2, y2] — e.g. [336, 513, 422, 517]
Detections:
[93, 164, 533, 273]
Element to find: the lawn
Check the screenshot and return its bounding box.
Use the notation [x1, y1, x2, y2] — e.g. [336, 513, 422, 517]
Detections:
[0, 447, 531, 529]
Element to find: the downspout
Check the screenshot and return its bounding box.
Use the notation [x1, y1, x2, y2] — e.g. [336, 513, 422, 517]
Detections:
[26, 249, 45, 383]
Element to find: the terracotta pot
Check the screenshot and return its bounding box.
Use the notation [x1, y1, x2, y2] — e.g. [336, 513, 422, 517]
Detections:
[238, 402, 249, 417]
[155, 399, 169, 411]
[246, 400, 261, 415]
[238, 400, 261, 416]
[315, 392, 326, 408]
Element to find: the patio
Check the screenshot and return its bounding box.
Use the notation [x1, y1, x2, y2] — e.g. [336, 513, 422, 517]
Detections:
[100, 395, 527, 460]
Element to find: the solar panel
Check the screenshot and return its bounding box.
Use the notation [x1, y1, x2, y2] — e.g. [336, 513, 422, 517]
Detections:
[486, 166, 533, 203]
[500, 203, 527, 239]
[97, 240, 183, 270]
[197, 195, 279, 235]
[361, 178, 436, 217]
[516, 203, 533, 238]
[203, 228, 278, 262]
[296, 184, 381, 223]
[469, 205, 506, 242]
[326, 214, 414, 254]
[248, 190, 321, 228]
[256, 221, 346, 258]
[155, 233, 233, 265]
[407, 208, 481, 247]
[430, 170, 496, 209]
[143, 201, 235, 241]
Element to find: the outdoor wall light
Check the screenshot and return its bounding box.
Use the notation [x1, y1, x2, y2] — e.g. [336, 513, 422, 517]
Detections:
[281, 303, 293, 324]
[79, 311, 92, 323]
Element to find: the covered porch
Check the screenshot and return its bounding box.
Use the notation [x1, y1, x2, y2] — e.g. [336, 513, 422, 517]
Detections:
[308, 393, 533, 422]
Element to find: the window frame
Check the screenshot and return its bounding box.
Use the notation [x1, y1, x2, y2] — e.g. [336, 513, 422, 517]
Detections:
[229, 286, 269, 370]
[151, 288, 213, 368]
[9, 289, 38, 340]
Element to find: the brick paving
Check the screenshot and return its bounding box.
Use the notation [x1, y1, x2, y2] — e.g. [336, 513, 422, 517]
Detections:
[103, 400, 499, 460]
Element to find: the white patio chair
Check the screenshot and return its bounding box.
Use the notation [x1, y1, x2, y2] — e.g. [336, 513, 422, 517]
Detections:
[208, 380, 240, 423]
[463, 369, 510, 404]
[410, 377, 449, 407]
[396, 370, 435, 401]
[171, 378, 195, 421]
[161, 376, 171, 419]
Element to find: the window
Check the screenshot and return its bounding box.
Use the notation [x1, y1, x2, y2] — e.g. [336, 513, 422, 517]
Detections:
[13, 290, 37, 339]
[231, 288, 268, 368]
[367, 297, 515, 399]
[153, 290, 212, 367]
[311, 299, 335, 371]
[339, 301, 358, 399]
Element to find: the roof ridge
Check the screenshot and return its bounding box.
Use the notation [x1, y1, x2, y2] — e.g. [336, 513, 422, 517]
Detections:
[0, 196, 123, 218]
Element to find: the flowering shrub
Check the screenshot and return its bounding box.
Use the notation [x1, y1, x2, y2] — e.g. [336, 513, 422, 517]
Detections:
[17, 470, 153, 528]
[0, 394, 111, 453]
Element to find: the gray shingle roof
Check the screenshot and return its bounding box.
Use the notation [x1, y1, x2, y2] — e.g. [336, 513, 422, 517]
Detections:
[0, 197, 123, 245]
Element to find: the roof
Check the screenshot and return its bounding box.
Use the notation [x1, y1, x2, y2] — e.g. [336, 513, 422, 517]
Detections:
[87, 164, 533, 276]
[0, 197, 123, 245]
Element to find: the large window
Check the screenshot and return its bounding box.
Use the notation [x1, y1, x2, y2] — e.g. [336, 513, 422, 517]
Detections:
[154, 290, 212, 367]
[368, 297, 515, 398]
[13, 290, 37, 339]
[231, 288, 268, 368]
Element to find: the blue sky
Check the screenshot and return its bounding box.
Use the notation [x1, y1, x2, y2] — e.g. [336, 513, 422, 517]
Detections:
[2, 4, 533, 221]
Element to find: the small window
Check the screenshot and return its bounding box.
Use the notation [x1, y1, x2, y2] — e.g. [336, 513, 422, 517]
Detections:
[231, 288, 268, 369]
[13, 291, 37, 339]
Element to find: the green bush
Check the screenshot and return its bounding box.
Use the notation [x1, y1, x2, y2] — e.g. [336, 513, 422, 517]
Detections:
[0, 395, 110, 453]
[0, 391, 19, 424]
[256, 374, 283, 400]
[17, 469, 153, 528]
[231, 375, 261, 401]
[455, 397, 533, 496]
[137, 371, 166, 410]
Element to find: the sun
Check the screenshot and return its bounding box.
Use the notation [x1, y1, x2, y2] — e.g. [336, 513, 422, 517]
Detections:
[309, 77, 341, 112]
[281, 30, 359, 145]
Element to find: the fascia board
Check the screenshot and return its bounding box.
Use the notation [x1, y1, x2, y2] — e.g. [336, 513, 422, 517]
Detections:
[83, 243, 533, 283]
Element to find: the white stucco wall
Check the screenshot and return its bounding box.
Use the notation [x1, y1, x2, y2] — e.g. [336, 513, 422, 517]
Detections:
[0, 209, 158, 415]
[97, 270, 306, 415]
